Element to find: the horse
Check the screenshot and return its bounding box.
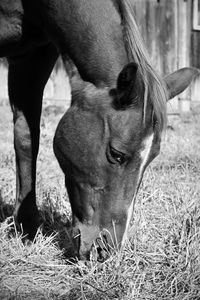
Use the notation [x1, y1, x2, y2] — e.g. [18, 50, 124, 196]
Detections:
[0, 0, 198, 261]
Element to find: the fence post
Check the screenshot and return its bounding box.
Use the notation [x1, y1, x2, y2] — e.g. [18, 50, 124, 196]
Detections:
[177, 0, 191, 113]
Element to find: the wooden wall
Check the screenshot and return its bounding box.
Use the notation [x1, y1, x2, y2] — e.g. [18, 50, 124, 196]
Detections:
[191, 0, 200, 68]
[132, 0, 200, 113]
[132, 0, 178, 76]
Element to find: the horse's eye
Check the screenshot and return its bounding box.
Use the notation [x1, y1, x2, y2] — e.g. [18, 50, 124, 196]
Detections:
[109, 146, 126, 165]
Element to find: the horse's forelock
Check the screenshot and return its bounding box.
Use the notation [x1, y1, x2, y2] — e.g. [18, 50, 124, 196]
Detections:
[119, 0, 168, 131]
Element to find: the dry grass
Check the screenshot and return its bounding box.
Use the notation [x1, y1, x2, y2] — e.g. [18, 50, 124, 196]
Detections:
[0, 102, 200, 299]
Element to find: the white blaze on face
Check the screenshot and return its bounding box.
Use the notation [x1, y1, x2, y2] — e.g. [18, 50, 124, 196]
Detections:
[121, 133, 154, 246]
[138, 133, 154, 179]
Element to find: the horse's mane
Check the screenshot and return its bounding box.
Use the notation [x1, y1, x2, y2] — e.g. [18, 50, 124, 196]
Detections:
[119, 0, 167, 131]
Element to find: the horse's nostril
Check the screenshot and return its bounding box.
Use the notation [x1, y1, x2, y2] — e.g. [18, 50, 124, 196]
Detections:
[96, 246, 109, 262]
[95, 236, 109, 262]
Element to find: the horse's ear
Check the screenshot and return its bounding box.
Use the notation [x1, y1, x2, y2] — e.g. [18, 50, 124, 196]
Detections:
[164, 67, 200, 100]
[117, 62, 138, 91]
[112, 62, 138, 108]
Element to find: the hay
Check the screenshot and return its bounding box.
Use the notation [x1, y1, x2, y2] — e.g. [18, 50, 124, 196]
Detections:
[0, 106, 200, 299]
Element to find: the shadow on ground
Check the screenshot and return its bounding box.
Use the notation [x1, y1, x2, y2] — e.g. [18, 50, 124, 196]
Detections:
[0, 193, 76, 260]
[40, 206, 76, 259]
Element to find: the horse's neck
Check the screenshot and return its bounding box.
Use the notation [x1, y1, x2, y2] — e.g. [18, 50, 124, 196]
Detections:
[62, 47, 128, 89]
[39, 0, 129, 88]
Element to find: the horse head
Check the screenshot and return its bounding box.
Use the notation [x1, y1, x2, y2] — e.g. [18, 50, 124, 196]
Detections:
[54, 63, 199, 260]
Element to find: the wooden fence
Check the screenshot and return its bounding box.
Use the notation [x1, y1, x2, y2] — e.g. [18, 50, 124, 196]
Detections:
[133, 0, 200, 113]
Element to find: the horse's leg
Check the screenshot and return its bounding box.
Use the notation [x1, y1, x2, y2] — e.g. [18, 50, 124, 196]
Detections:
[8, 43, 58, 239]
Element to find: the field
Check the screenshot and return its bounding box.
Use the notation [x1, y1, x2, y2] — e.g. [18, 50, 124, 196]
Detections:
[0, 101, 200, 300]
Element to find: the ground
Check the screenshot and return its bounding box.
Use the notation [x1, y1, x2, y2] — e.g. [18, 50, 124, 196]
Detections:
[0, 100, 200, 300]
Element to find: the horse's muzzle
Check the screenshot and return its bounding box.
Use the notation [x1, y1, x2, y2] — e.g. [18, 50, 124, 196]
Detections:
[72, 226, 112, 262]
